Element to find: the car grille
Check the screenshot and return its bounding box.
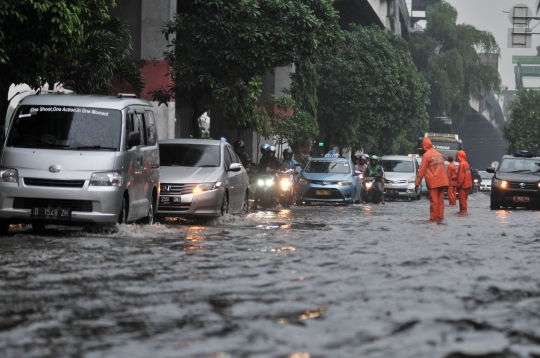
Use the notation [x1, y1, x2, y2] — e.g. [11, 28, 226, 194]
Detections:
[160, 183, 198, 195]
[303, 188, 345, 200]
[24, 178, 85, 188]
[157, 203, 191, 211]
[13, 198, 93, 212]
[509, 182, 537, 190]
[308, 180, 338, 185]
[385, 179, 407, 184]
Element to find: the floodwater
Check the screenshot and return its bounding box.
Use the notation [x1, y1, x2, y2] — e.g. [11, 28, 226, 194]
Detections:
[2, 193, 540, 358]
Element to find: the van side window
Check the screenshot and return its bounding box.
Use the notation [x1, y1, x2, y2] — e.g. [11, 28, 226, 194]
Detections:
[135, 113, 146, 146]
[224, 146, 233, 168]
[145, 111, 157, 146]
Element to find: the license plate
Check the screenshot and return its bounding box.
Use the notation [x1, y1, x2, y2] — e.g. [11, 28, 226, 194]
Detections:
[160, 196, 181, 204]
[32, 207, 71, 220]
[513, 196, 530, 202]
[315, 190, 331, 195]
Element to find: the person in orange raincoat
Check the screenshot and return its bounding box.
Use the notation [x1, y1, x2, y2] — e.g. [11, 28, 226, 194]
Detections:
[415, 138, 449, 221]
[446, 155, 458, 205]
[456, 150, 472, 213]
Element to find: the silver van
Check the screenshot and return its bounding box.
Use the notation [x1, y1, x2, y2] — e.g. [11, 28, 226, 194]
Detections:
[0, 93, 159, 233]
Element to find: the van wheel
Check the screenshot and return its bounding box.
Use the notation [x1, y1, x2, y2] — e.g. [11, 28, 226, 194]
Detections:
[221, 193, 229, 216]
[118, 197, 128, 224]
[142, 200, 154, 225]
[0, 220, 9, 235]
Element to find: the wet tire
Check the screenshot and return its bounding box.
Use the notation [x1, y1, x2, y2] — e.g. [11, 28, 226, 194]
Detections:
[490, 200, 500, 210]
[241, 191, 249, 215]
[32, 223, 46, 231]
[142, 199, 154, 225]
[220, 193, 229, 216]
[118, 196, 128, 224]
[0, 221, 9, 235]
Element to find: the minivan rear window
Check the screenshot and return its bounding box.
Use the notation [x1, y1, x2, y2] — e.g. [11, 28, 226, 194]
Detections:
[381, 160, 414, 173]
[7, 105, 122, 150]
[159, 144, 220, 167]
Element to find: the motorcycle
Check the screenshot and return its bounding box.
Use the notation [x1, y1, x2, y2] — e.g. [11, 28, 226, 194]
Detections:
[363, 176, 381, 204]
[254, 168, 277, 209]
[277, 169, 295, 209]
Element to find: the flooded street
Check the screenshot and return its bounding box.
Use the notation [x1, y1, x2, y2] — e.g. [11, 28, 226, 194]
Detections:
[2, 193, 540, 357]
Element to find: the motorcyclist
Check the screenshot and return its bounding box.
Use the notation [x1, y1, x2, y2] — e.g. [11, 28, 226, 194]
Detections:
[363, 155, 385, 204]
[280, 148, 298, 171]
[233, 140, 251, 172]
[258, 145, 281, 171]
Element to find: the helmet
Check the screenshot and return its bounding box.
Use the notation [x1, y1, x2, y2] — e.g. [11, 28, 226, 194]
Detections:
[234, 140, 245, 149]
[369, 155, 379, 162]
[260, 143, 270, 154]
[268, 145, 277, 154]
[283, 148, 293, 157]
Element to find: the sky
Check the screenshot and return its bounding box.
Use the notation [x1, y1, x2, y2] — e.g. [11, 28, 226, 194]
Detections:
[441, 0, 540, 90]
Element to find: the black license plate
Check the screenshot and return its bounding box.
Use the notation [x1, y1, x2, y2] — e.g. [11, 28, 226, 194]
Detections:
[32, 207, 71, 220]
[160, 196, 181, 204]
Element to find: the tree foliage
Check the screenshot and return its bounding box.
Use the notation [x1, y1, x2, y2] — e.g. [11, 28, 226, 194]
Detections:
[151, 0, 341, 138]
[408, 0, 501, 129]
[503, 89, 540, 156]
[316, 24, 430, 155]
[0, 0, 113, 119]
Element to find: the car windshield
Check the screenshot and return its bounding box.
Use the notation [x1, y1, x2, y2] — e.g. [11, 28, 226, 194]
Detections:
[498, 158, 540, 173]
[305, 160, 350, 174]
[159, 144, 220, 167]
[479, 171, 493, 179]
[381, 160, 414, 173]
[6, 105, 121, 150]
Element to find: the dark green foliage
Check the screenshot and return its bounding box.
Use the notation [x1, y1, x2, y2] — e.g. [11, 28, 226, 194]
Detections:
[503, 90, 540, 156]
[408, 0, 501, 129]
[151, 0, 341, 138]
[316, 24, 430, 155]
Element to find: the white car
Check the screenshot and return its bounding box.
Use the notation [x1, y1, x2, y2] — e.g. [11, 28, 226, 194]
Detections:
[478, 170, 493, 192]
[380, 155, 421, 200]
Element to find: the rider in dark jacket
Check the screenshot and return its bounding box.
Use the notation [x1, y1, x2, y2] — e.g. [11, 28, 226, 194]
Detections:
[233, 140, 251, 171]
[258, 145, 281, 171]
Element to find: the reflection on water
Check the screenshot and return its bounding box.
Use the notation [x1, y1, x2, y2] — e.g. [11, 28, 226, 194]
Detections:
[496, 209, 510, 224]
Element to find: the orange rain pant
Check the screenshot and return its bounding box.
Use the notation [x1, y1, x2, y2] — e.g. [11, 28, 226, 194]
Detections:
[459, 187, 469, 213]
[447, 186, 457, 205]
[429, 187, 445, 221]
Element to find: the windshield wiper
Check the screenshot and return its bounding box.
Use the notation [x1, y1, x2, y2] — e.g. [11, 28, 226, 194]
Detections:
[198, 165, 218, 167]
[507, 169, 531, 173]
[64, 145, 117, 151]
[18, 143, 69, 149]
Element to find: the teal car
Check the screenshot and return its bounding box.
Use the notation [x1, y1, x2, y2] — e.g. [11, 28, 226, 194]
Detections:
[296, 157, 362, 205]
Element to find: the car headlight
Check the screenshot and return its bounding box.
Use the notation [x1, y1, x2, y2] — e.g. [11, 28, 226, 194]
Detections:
[90, 172, 122, 186]
[193, 182, 222, 193]
[0, 167, 18, 183]
[408, 175, 415, 183]
[492, 178, 507, 189]
[298, 178, 308, 185]
[338, 180, 352, 186]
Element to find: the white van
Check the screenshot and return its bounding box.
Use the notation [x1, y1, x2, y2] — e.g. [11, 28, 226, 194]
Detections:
[0, 93, 159, 233]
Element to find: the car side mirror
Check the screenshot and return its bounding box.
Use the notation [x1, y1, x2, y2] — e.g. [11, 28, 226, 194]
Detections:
[486, 167, 495, 173]
[127, 131, 140, 148]
[229, 163, 242, 172]
[354, 170, 361, 174]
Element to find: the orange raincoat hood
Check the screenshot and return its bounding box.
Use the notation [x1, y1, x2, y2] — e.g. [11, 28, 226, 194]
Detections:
[457, 150, 467, 163]
[422, 138, 433, 152]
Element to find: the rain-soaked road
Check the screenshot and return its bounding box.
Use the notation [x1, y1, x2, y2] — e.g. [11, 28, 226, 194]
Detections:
[2, 192, 540, 358]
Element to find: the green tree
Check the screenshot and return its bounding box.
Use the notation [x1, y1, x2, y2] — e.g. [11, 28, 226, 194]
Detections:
[408, 0, 501, 130]
[151, 0, 341, 138]
[316, 24, 430, 155]
[503, 89, 540, 156]
[0, 0, 116, 122]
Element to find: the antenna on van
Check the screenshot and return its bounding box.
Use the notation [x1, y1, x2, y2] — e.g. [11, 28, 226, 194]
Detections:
[117, 93, 138, 98]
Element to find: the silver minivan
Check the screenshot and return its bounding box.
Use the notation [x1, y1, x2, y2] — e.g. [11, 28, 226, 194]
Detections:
[0, 93, 159, 233]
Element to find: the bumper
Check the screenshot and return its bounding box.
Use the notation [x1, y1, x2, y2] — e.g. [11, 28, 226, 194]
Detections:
[480, 184, 491, 192]
[0, 182, 123, 224]
[491, 188, 540, 206]
[156, 187, 224, 217]
[384, 183, 418, 198]
[297, 184, 354, 203]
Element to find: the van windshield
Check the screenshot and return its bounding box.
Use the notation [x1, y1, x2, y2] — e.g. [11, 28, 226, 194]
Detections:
[381, 160, 414, 173]
[159, 144, 221, 167]
[6, 105, 122, 150]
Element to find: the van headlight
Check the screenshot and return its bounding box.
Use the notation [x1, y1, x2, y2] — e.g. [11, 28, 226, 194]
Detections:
[193, 182, 221, 193]
[0, 168, 19, 183]
[338, 180, 352, 186]
[298, 178, 308, 185]
[408, 176, 416, 183]
[90, 172, 123, 186]
[492, 178, 507, 189]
